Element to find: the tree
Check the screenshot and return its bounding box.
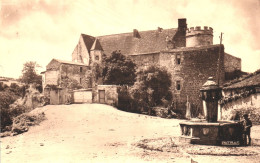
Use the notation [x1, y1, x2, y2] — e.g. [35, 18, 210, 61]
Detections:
[130, 65, 172, 110]
[102, 51, 136, 85]
[19, 62, 42, 91]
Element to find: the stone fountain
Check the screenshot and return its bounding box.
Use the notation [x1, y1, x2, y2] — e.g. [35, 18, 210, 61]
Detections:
[179, 77, 243, 146]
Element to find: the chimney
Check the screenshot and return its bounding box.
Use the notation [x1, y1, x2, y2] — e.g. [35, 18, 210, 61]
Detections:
[133, 29, 140, 38]
[178, 18, 187, 30]
[157, 27, 163, 32]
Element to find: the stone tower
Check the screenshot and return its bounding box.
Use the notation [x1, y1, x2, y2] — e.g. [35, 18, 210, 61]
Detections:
[186, 26, 213, 47]
[90, 38, 103, 66]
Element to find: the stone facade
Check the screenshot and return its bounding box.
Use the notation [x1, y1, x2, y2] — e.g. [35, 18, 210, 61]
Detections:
[72, 35, 92, 65]
[43, 59, 92, 90]
[93, 85, 118, 106]
[220, 70, 260, 121]
[224, 53, 241, 73]
[129, 44, 227, 111]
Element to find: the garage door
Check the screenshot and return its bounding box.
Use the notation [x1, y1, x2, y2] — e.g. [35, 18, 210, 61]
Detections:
[74, 91, 92, 103]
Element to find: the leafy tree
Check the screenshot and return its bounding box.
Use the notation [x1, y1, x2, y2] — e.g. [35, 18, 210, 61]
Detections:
[102, 51, 136, 85]
[130, 65, 172, 111]
[20, 62, 42, 84]
[19, 61, 42, 92]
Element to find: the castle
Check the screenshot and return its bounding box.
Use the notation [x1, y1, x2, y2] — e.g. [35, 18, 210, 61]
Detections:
[42, 18, 241, 111]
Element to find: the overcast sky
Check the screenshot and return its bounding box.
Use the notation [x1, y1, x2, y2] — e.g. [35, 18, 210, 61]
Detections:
[0, 0, 259, 78]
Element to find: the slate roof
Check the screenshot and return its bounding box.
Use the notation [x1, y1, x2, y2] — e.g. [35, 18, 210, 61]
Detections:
[224, 69, 260, 89]
[81, 34, 96, 53]
[91, 39, 104, 51]
[94, 28, 177, 56]
[54, 59, 88, 66]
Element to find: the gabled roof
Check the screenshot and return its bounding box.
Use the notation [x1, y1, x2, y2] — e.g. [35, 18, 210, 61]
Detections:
[224, 69, 260, 89]
[53, 59, 88, 66]
[91, 39, 103, 51]
[94, 28, 177, 56]
[81, 34, 96, 53]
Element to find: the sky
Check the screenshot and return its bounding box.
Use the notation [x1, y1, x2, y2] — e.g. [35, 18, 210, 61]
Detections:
[0, 0, 260, 78]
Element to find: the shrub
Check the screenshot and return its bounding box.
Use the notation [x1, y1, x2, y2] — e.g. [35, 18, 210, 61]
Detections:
[117, 86, 140, 113]
[11, 112, 46, 134]
[231, 107, 260, 125]
[0, 91, 19, 129]
[129, 65, 172, 113]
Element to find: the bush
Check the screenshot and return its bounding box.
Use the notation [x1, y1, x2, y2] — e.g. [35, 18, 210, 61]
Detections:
[11, 112, 46, 135]
[230, 107, 260, 125]
[0, 91, 19, 129]
[129, 65, 172, 113]
[117, 86, 141, 113]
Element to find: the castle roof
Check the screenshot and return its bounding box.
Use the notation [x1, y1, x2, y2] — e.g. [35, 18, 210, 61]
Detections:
[78, 28, 177, 56]
[91, 38, 103, 51]
[53, 59, 88, 66]
[224, 69, 260, 90]
[81, 34, 96, 53]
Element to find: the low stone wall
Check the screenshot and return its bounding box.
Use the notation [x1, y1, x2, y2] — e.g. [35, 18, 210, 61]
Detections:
[221, 93, 260, 122]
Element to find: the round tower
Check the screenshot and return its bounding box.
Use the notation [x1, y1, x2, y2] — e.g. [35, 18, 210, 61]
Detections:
[186, 26, 213, 47]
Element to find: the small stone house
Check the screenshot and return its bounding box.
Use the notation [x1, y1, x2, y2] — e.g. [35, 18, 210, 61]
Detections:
[221, 69, 260, 119]
[42, 59, 92, 104]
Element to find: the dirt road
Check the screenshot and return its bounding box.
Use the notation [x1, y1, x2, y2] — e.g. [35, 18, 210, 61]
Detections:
[1, 104, 260, 163]
[1, 104, 186, 162]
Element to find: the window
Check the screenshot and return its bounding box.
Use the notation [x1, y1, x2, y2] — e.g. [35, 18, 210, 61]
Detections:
[95, 55, 99, 60]
[176, 54, 181, 64]
[80, 67, 83, 72]
[176, 81, 181, 90]
[80, 78, 82, 84]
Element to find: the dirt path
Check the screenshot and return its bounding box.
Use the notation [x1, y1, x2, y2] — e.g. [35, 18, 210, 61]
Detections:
[1, 104, 260, 163]
[1, 104, 186, 163]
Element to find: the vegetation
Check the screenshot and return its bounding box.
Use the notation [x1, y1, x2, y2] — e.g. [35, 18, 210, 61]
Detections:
[0, 91, 20, 129]
[19, 61, 42, 92]
[60, 77, 83, 90]
[130, 65, 172, 110]
[103, 51, 136, 85]
[11, 112, 46, 135]
[117, 65, 173, 115]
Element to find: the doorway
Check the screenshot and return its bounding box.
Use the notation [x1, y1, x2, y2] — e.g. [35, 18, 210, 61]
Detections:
[99, 90, 105, 103]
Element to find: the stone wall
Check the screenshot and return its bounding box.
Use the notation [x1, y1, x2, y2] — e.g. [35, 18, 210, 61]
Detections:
[130, 53, 160, 67]
[159, 45, 225, 114]
[46, 59, 61, 71]
[224, 53, 241, 73]
[60, 64, 91, 89]
[186, 34, 213, 47]
[43, 70, 59, 89]
[221, 93, 260, 120]
[93, 85, 118, 106]
[72, 35, 90, 65]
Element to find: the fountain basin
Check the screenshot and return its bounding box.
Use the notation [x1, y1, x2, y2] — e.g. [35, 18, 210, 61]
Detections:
[179, 119, 243, 146]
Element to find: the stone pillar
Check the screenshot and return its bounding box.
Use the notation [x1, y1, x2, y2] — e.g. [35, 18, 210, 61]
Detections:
[200, 77, 222, 122]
